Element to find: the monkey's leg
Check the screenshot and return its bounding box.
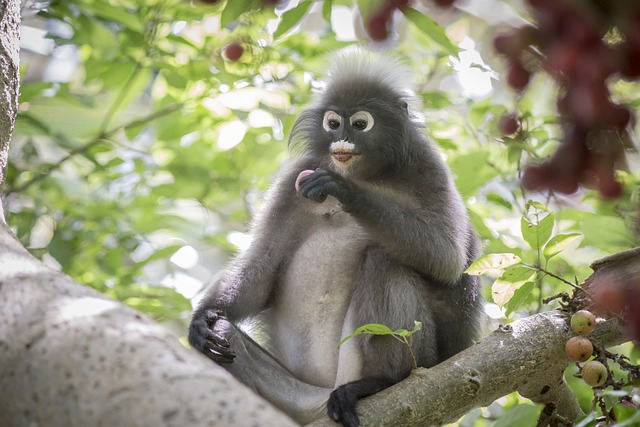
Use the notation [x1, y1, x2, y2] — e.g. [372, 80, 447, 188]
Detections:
[328, 245, 438, 427]
[213, 317, 333, 425]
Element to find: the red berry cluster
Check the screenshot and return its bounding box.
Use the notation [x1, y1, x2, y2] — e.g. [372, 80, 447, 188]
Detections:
[494, 0, 640, 198]
[366, 0, 461, 40]
[366, 0, 413, 41]
[590, 271, 640, 343]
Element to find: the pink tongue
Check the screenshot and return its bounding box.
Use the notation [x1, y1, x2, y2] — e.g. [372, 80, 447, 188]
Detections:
[295, 170, 315, 191]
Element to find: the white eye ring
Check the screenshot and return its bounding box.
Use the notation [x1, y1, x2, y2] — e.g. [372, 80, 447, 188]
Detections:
[349, 111, 374, 132]
[323, 111, 342, 131]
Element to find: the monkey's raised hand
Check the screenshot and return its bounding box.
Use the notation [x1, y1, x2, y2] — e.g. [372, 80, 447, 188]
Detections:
[297, 168, 356, 206]
[188, 309, 236, 364]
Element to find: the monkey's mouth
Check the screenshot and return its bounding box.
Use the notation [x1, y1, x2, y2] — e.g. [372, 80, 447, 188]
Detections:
[329, 139, 358, 167]
[331, 150, 354, 163]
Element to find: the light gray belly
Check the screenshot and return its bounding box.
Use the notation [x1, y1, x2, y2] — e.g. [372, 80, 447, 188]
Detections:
[270, 197, 369, 387]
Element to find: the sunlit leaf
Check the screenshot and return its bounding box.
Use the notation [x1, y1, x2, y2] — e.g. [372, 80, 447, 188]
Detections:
[322, 0, 333, 22]
[401, 7, 458, 56]
[521, 203, 554, 250]
[274, 0, 313, 39]
[465, 253, 522, 276]
[505, 282, 535, 317]
[543, 233, 582, 261]
[221, 0, 258, 28]
[492, 278, 531, 308]
[500, 265, 536, 283]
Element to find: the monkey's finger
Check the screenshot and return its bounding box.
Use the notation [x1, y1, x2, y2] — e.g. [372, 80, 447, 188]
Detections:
[204, 341, 236, 362]
[203, 329, 231, 348]
[204, 309, 224, 327]
[206, 347, 236, 364]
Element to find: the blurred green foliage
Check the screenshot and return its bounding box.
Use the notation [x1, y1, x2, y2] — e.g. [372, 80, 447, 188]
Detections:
[7, 0, 640, 425]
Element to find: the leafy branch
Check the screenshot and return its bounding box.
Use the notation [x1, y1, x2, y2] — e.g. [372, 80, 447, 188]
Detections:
[6, 102, 181, 196]
[340, 321, 423, 370]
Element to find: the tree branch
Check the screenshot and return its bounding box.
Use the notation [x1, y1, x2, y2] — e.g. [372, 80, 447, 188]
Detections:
[306, 249, 638, 427]
[5, 102, 181, 196]
[0, 222, 298, 427]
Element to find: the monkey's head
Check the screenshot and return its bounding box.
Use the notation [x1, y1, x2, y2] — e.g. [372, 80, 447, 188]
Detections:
[289, 48, 422, 180]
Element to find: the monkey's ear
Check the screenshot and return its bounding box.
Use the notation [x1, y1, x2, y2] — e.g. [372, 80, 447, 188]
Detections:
[401, 101, 409, 114]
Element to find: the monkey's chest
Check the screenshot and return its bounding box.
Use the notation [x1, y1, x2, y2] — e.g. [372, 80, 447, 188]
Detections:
[271, 197, 370, 385]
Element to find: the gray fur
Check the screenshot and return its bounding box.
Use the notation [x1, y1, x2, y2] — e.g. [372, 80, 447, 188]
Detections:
[188, 49, 483, 427]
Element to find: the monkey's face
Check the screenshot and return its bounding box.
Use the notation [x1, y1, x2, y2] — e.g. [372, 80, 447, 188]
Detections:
[317, 100, 409, 180]
[321, 109, 375, 173]
[289, 80, 412, 179]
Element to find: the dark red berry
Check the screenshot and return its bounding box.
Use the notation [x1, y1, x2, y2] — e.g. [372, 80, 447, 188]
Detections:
[521, 164, 553, 190]
[224, 42, 244, 61]
[499, 114, 519, 135]
[507, 60, 531, 90]
[366, 5, 393, 41]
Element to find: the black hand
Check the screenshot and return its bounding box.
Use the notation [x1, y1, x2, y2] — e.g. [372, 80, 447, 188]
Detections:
[297, 168, 355, 206]
[327, 385, 360, 427]
[188, 309, 236, 364]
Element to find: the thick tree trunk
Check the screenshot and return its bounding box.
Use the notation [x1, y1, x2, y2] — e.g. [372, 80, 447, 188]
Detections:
[0, 0, 21, 221]
[0, 3, 296, 426]
[0, 222, 298, 427]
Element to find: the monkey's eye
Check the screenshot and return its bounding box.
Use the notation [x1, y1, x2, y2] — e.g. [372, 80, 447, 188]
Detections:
[323, 111, 342, 131]
[349, 111, 374, 132]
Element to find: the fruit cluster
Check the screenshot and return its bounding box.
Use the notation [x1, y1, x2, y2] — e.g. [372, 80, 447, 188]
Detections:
[494, 1, 640, 198]
[589, 271, 640, 343]
[365, 0, 413, 41]
[564, 310, 609, 387]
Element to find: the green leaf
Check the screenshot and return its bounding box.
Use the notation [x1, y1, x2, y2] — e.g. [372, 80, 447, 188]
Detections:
[394, 321, 423, 336]
[339, 323, 395, 345]
[492, 404, 540, 427]
[339, 321, 422, 345]
[612, 402, 640, 424]
[486, 193, 512, 210]
[77, 0, 143, 32]
[505, 281, 535, 317]
[521, 202, 554, 250]
[543, 233, 582, 261]
[322, 0, 333, 22]
[221, 0, 258, 28]
[449, 151, 500, 197]
[500, 265, 536, 283]
[465, 253, 522, 276]
[400, 7, 458, 56]
[273, 0, 313, 39]
[492, 278, 531, 308]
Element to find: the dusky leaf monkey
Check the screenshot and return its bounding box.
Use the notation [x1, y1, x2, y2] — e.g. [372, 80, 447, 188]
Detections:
[189, 48, 483, 427]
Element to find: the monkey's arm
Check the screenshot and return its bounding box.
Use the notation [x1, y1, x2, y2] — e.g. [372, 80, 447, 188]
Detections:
[193, 167, 305, 322]
[189, 165, 313, 358]
[297, 168, 469, 284]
